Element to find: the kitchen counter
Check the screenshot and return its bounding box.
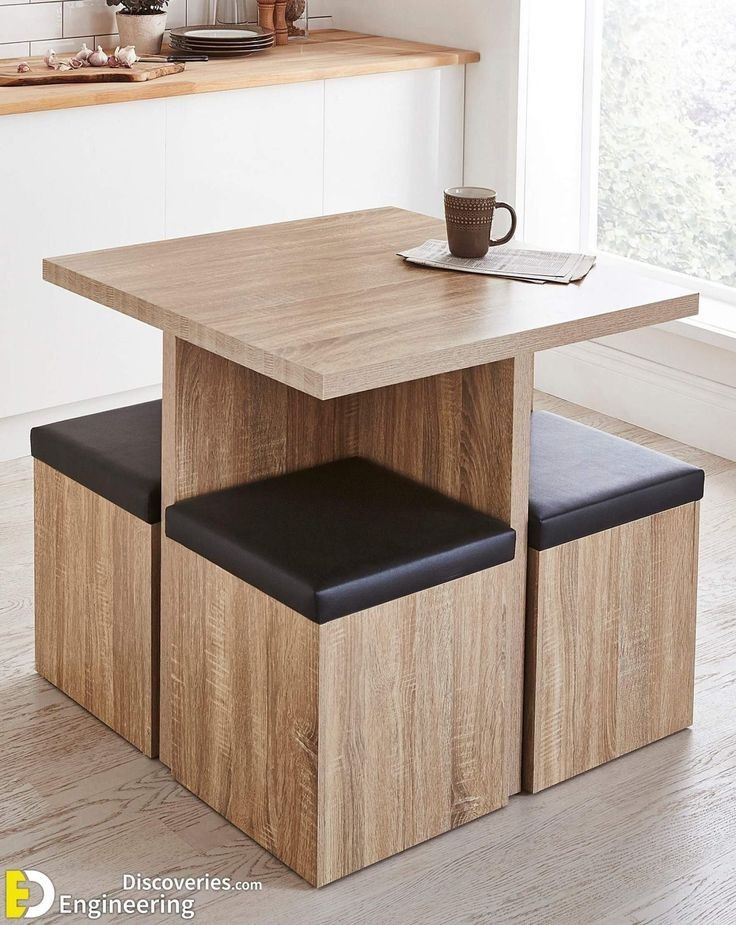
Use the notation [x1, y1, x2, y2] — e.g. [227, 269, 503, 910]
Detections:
[0, 30, 479, 117]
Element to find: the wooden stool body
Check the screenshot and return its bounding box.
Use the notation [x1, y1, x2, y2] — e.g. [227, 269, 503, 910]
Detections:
[167, 543, 510, 886]
[523, 502, 700, 793]
[34, 460, 160, 757]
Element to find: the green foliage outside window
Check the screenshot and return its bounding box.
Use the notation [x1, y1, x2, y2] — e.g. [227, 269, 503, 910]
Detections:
[598, 0, 736, 287]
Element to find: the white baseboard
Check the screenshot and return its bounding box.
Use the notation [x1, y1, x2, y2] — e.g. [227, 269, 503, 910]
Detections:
[0, 385, 163, 463]
[535, 341, 736, 461]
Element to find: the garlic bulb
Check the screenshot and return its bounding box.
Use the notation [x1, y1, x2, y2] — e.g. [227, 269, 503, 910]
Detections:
[17, 62, 31, 73]
[115, 45, 138, 68]
[74, 43, 93, 64]
[88, 46, 109, 67]
[43, 49, 57, 69]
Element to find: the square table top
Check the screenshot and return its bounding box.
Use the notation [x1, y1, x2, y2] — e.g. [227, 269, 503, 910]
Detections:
[43, 207, 699, 400]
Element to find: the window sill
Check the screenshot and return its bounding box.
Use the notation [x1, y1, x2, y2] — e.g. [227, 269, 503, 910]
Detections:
[661, 299, 736, 353]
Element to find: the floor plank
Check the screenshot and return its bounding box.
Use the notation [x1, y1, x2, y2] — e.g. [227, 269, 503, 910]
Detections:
[1, 394, 734, 924]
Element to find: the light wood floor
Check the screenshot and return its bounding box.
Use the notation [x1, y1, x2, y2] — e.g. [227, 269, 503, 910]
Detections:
[2, 393, 735, 924]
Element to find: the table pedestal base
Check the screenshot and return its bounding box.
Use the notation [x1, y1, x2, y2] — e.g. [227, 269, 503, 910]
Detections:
[159, 336, 533, 881]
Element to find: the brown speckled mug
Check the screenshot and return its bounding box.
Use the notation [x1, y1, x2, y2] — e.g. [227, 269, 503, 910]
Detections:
[444, 186, 517, 258]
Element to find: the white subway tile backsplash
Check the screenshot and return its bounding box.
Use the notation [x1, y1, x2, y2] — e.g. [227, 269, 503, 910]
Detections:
[0, 40, 30, 56]
[1, 0, 331, 54]
[185, 0, 211, 25]
[94, 30, 116, 47]
[63, 0, 115, 37]
[167, 0, 185, 28]
[0, 2, 61, 43]
[30, 33, 91, 51]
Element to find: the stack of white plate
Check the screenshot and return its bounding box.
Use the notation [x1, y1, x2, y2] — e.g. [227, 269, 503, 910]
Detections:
[170, 24, 275, 57]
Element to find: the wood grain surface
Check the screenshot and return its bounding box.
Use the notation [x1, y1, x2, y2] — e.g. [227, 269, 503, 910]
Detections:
[167, 543, 320, 883]
[44, 209, 699, 400]
[3, 393, 735, 922]
[159, 337, 531, 800]
[0, 61, 184, 87]
[319, 566, 508, 885]
[257, 0, 276, 33]
[162, 338, 522, 513]
[0, 31, 478, 117]
[504, 353, 534, 793]
[523, 502, 700, 793]
[34, 461, 159, 757]
[167, 541, 507, 886]
[274, 0, 288, 45]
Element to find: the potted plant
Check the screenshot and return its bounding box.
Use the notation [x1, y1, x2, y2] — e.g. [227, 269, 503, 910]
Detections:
[106, 0, 169, 55]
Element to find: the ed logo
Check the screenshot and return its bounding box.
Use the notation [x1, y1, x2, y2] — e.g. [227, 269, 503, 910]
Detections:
[4, 870, 55, 919]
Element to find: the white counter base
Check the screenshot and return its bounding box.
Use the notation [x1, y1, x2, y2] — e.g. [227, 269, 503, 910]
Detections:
[1, 65, 464, 459]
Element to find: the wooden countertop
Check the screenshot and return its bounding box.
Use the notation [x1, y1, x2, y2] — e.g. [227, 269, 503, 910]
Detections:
[43, 207, 699, 400]
[0, 31, 479, 117]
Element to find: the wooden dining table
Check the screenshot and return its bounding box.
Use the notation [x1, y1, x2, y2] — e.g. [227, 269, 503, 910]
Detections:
[43, 206, 698, 860]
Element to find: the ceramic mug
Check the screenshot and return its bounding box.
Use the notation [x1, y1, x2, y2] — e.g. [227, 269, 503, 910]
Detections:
[444, 187, 517, 258]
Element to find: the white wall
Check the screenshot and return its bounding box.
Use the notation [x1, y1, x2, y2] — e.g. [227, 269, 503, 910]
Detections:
[332, 0, 523, 205]
[518, 0, 587, 249]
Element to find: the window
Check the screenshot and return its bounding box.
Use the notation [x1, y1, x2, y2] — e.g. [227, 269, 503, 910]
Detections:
[595, 0, 736, 290]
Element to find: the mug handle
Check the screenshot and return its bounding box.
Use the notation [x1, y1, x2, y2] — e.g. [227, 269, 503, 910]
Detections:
[490, 202, 517, 247]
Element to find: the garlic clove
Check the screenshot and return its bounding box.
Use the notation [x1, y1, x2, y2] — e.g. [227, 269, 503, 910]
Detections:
[88, 45, 109, 67]
[116, 45, 138, 67]
[69, 57, 83, 69]
[107, 55, 119, 68]
[57, 61, 72, 71]
[17, 62, 31, 73]
[43, 49, 57, 69]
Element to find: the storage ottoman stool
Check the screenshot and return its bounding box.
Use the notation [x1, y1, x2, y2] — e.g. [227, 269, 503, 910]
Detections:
[165, 456, 517, 885]
[523, 411, 704, 793]
[31, 401, 162, 756]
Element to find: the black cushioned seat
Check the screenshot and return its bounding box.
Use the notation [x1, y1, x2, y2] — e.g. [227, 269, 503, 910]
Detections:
[529, 411, 705, 551]
[31, 400, 162, 524]
[166, 456, 516, 624]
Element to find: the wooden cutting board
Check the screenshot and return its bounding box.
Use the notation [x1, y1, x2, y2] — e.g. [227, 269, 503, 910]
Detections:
[0, 60, 185, 87]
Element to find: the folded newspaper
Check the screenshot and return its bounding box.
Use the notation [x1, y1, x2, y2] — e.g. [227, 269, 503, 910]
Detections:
[398, 240, 596, 284]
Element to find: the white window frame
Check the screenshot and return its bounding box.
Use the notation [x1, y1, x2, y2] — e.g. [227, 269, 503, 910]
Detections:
[518, 0, 736, 346]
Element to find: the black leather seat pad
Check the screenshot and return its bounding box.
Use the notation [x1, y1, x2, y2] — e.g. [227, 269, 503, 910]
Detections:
[529, 411, 705, 551]
[166, 456, 516, 624]
[31, 400, 162, 524]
